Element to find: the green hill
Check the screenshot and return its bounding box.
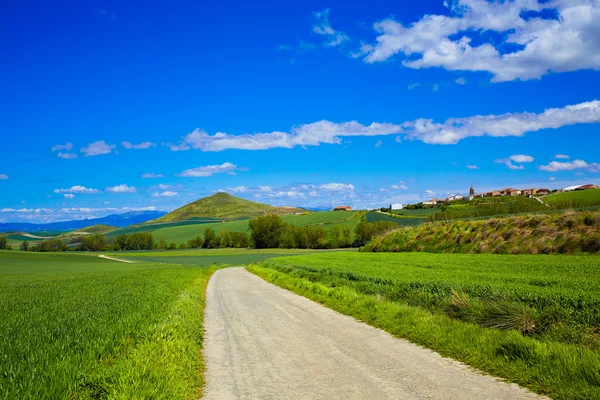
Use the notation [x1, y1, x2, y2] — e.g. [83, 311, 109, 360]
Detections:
[74, 224, 118, 234]
[544, 189, 600, 207]
[153, 193, 275, 222]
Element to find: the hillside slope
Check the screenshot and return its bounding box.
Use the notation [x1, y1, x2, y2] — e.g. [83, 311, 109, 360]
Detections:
[154, 193, 274, 222]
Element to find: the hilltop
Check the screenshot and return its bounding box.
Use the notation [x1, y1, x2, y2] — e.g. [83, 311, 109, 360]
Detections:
[73, 224, 118, 234]
[153, 193, 276, 222]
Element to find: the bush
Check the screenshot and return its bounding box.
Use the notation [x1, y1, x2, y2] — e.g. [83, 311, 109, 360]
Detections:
[0, 236, 7, 250]
[78, 234, 106, 251]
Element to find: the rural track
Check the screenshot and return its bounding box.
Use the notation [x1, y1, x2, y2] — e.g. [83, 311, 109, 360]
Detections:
[203, 267, 546, 400]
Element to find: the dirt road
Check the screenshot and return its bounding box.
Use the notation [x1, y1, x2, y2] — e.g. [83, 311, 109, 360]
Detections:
[203, 267, 545, 399]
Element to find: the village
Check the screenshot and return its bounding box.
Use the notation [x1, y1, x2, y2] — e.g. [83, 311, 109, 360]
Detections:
[419, 183, 599, 207]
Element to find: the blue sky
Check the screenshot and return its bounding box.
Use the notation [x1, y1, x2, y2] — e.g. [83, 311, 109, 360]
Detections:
[1, 0, 600, 222]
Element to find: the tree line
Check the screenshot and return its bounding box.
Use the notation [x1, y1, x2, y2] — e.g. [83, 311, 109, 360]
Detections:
[1, 214, 399, 252]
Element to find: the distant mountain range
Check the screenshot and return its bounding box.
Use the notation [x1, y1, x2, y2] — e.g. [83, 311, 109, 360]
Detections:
[0, 211, 166, 232]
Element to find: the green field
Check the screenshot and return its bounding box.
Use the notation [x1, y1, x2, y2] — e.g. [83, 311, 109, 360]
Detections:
[148, 211, 360, 244]
[249, 252, 600, 399]
[0, 251, 217, 399]
[544, 189, 600, 205]
[366, 211, 424, 226]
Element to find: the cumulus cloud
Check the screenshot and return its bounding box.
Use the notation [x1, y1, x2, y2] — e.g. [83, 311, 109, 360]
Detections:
[52, 142, 73, 152]
[141, 173, 164, 179]
[106, 184, 137, 193]
[54, 185, 101, 194]
[152, 191, 178, 197]
[362, 0, 600, 82]
[312, 8, 349, 47]
[391, 184, 409, 190]
[554, 154, 570, 159]
[0, 174, 8, 180]
[466, 164, 479, 170]
[402, 100, 600, 145]
[178, 162, 240, 177]
[122, 141, 156, 149]
[164, 100, 600, 150]
[318, 183, 355, 192]
[57, 152, 77, 159]
[455, 77, 466, 85]
[81, 140, 116, 156]
[63, 194, 74, 199]
[0, 206, 157, 223]
[538, 159, 600, 172]
[495, 155, 534, 170]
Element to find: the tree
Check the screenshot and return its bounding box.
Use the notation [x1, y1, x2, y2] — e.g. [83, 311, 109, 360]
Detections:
[0, 236, 7, 250]
[79, 234, 105, 251]
[248, 215, 286, 248]
[328, 226, 342, 248]
[203, 228, 217, 248]
[159, 238, 168, 250]
[168, 242, 177, 250]
[230, 232, 251, 248]
[115, 234, 127, 251]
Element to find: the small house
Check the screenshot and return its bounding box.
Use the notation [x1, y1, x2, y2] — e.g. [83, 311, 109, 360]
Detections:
[391, 203, 403, 210]
[334, 206, 352, 211]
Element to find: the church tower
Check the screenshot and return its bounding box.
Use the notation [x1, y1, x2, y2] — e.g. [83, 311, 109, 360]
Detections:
[469, 185, 475, 201]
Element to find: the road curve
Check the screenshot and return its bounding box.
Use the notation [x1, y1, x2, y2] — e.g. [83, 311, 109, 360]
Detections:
[203, 267, 545, 400]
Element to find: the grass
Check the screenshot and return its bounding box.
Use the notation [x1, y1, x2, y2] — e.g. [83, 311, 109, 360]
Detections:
[248, 252, 600, 399]
[73, 224, 119, 234]
[364, 209, 600, 255]
[149, 211, 361, 245]
[155, 192, 275, 222]
[0, 251, 217, 399]
[366, 212, 424, 226]
[544, 189, 600, 208]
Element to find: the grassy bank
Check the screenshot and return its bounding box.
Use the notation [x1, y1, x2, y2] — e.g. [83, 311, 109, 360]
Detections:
[364, 209, 600, 254]
[248, 252, 600, 399]
[0, 252, 216, 399]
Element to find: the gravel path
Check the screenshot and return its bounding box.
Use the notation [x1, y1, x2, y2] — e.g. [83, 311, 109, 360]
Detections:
[203, 267, 546, 400]
[98, 255, 136, 263]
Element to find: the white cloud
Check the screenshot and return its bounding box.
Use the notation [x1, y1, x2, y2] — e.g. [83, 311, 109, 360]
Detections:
[277, 40, 317, 53]
[395, 136, 401, 143]
[268, 191, 306, 198]
[402, 100, 600, 145]
[374, 140, 383, 148]
[466, 164, 479, 170]
[432, 83, 440, 92]
[81, 140, 116, 156]
[228, 186, 248, 193]
[538, 159, 600, 172]
[318, 183, 355, 192]
[122, 141, 156, 149]
[141, 173, 164, 179]
[152, 191, 179, 197]
[106, 184, 137, 193]
[554, 154, 570, 159]
[258, 186, 273, 192]
[63, 194, 75, 199]
[52, 142, 73, 152]
[312, 8, 349, 47]
[54, 185, 101, 194]
[362, 1, 600, 82]
[0, 174, 7, 180]
[155, 184, 174, 190]
[57, 152, 77, 159]
[178, 162, 240, 177]
[549, 177, 556, 181]
[509, 154, 534, 163]
[164, 100, 600, 150]
[455, 77, 466, 85]
[407, 83, 421, 90]
[391, 184, 408, 190]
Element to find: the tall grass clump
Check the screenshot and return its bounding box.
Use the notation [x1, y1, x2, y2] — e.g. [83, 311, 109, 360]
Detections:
[364, 209, 600, 255]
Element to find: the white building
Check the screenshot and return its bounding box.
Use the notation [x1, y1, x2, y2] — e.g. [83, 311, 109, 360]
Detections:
[391, 203, 403, 210]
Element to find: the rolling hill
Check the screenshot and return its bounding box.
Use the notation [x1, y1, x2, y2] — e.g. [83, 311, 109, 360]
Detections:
[153, 193, 275, 222]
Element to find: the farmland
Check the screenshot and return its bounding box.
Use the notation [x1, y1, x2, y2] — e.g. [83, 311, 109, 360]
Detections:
[544, 188, 600, 207]
[249, 252, 600, 399]
[0, 251, 217, 399]
[148, 211, 360, 244]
